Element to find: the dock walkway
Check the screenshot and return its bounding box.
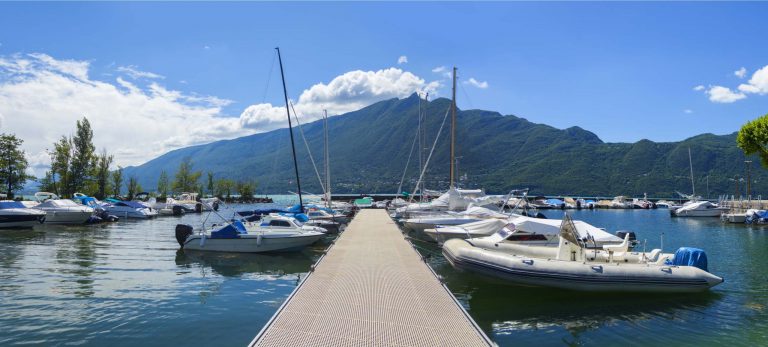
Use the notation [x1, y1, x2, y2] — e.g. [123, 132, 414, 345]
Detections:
[250, 209, 493, 346]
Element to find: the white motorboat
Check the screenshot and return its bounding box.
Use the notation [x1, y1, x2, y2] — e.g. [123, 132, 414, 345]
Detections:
[32, 194, 94, 224]
[403, 206, 509, 232]
[175, 214, 325, 253]
[442, 216, 723, 293]
[0, 200, 46, 228]
[672, 201, 728, 217]
[393, 188, 501, 219]
[424, 214, 626, 246]
[610, 196, 633, 209]
[306, 208, 349, 224]
[103, 201, 158, 219]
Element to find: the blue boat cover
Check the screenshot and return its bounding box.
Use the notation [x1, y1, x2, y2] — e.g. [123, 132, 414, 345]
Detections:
[211, 222, 246, 239]
[0, 201, 26, 209]
[545, 199, 564, 205]
[669, 247, 708, 271]
[115, 201, 147, 209]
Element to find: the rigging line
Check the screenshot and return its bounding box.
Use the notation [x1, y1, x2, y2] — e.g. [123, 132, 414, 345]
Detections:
[289, 101, 326, 195]
[410, 104, 451, 202]
[261, 51, 277, 103]
[459, 80, 474, 110]
[397, 117, 420, 195]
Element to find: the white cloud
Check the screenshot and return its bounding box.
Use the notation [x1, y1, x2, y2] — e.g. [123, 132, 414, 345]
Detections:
[464, 77, 489, 89]
[738, 65, 768, 95]
[432, 66, 446, 73]
[693, 85, 705, 91]
[240, 68, 441, 130]
[706, 85, 746, 103]
[735, 67, 747, 79]
[684, 109, 693, 114]
[397, 56, 408, 64]
[116, 65, 164, 80]
[0, 53, 440, 176]
[696, 64, 768, 103]
[204, 45, 211, 50]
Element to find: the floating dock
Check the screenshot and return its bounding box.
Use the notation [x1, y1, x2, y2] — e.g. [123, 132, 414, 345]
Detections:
[250, 209, 493, 346]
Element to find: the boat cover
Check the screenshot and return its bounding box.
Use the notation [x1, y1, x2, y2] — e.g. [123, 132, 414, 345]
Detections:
[37, 199, 84, 208]
[437, 218, 508, 235]
[211, 220, 247, 239]
[458, 206, 508, 219]
[115, 201, 148, 209]
[668, 247, 708, 271]
[500, 216, 621, 243]
[0, 201, 26, 209]
[545, 199, 564, 206]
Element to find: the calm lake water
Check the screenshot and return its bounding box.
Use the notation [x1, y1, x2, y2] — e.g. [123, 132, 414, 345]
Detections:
[1, 207, 766, 346]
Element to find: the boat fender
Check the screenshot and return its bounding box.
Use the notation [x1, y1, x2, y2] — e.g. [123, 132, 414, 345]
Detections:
[256, 233, 262, 246]
[175, 224, 194, 248]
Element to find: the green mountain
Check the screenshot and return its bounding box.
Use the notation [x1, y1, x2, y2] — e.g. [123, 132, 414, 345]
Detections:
[123, 93, 765, 198]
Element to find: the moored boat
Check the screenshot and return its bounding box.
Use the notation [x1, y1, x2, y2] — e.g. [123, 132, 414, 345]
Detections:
[0, 201, 46, 228]
[442, 216, 723, 293]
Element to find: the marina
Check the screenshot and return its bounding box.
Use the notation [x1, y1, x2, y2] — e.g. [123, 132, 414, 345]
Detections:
[0, 205, 766, 346]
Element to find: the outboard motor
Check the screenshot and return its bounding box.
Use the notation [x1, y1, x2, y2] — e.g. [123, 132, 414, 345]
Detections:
[615, 230, 637, 243]
[213, 201, 219, 211]
[175, 224, 194, 248]
[86, 216, 103, 224]
[172, 205, 185, 216]
[195, 203, 203, 213]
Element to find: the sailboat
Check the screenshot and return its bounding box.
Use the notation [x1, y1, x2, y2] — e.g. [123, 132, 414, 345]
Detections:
[174, 47, 324, 253]
[394, 68, 500, 220]
[672, 148, 728, 217]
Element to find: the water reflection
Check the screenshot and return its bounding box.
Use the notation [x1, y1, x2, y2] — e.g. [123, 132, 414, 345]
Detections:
[175, 250, 314, 278]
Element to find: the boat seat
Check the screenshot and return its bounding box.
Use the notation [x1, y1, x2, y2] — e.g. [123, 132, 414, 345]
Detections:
[647, 249, 662, 262]
[602, 233, 630, 253]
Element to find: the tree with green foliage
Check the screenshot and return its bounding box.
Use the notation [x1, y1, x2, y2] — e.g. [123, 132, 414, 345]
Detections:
[94, 149, 113, 200]
[127, 176, 139, 200]
[157, 170, 169, 199]
[111, 166, 123, 197]
[207, 171, 214, 197]
[172, 157, 201, 193]
[215, 178, 235, 199]
[0, 134, 30, 199]
[43, 117, 103, 197]
[236, 180, 256, 202]
[49, 135, 72, 196]
[737, 113, 768, 167]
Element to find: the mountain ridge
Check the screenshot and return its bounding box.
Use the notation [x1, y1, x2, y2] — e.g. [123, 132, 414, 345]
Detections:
[123, 93, 761, 197]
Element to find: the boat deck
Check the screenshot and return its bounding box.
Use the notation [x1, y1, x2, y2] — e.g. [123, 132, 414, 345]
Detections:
[250, 208, 493, 347]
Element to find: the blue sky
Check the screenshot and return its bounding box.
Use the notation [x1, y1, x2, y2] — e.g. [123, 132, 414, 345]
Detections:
[1, 2, 767, 172]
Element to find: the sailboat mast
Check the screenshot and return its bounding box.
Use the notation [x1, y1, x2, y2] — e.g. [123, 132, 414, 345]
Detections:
[323, 109, 331, 208]
[688, 147, 695, 197]
[417, 93, 423, 201]
[276, 47, 304, 212]
[422, 92, 428, 201]
[450, 67, 457, 189]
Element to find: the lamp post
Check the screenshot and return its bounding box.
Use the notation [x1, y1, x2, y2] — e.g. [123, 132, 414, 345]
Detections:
[745, 160, 752, 198]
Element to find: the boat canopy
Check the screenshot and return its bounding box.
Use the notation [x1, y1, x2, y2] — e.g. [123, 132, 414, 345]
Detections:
[479, 215, 622, 244]
[0, 201, 26, 209]
[115, 201, 148, 209]
[438, 218, 508, 236]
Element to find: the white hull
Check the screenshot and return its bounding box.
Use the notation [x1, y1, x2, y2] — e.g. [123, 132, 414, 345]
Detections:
[443, 240, 723, 293]
[40, 211, 92, 224]
[182, 233, 323, 253]
[673, 208, 728, 217]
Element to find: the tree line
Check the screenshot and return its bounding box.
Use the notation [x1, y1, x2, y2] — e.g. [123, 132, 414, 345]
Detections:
[1, 116, 258, 201]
